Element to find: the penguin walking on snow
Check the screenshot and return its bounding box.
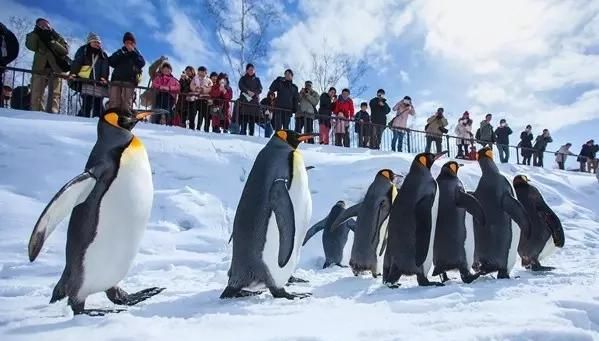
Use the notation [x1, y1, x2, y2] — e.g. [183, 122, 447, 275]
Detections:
[28, 109, 164, 315]
[384, 153, 443, 287]
[472, 147, 531, 279]
[513, 175, 565, 271]
[329, 169, 397, 277]
[432, 161, 486, 283]
[302, 201, 356, 269]
[221, 130, 316, 300]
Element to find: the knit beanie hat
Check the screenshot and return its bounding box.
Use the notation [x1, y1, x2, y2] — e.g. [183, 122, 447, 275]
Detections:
[87, 32, 101, 44]
[122, 32, 136, 44]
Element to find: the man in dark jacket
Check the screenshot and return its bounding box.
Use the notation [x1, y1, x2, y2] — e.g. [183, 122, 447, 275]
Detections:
[69, 33, 109, 118]
[237, 63, 262, 136]
[0, 22, 19, 98]
[318, 87, 336, 145]
[519, 125, 534, 165]
[108, 32, 145, 110]
[578, 140, 598, 173]
[26, 18, 69, 113]
[475, 114, 495, 147]
[495, 118, 513, 163]
[533, 129, 553, 167]
[269, 69, 298, 131]
[368, 89, 391, 149]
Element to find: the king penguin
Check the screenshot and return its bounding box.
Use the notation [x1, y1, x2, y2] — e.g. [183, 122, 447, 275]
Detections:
[221, 130, 316, 300]
[302, 201, 356, 269]
[472, 147, 531, 279]
[384, 153, 442, 287]
[330, 169, 397, 277]
[28, 108, 164, 315]
[513, 175, 565, 271]
[432, 161, 486, 283]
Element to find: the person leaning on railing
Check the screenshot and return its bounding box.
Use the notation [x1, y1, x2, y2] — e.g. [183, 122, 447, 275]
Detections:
[69, 33, 109, 118]
[555, 143, 575, 170]
[425, 107, 448, 154]
[26, 18, 70, 113]
[578, 140, 599, 173]
[150, 62, 180, 125]
[107, 32, 145, 111]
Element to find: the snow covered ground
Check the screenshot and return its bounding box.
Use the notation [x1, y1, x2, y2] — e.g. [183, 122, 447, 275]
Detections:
[0, 109, 598, 341]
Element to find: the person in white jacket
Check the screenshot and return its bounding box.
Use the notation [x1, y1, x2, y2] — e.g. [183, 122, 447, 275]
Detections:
[190, 66, 214, 132]
[390, 96, 416, 152]
[555, 143, 575, 170]
[454, 111, 473, 158]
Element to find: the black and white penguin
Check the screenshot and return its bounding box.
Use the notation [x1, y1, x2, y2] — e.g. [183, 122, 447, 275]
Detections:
[432, 161, 485, 283]
[28, 109, 164, 315]
[330, 169, 397, 277]
[302, 201, 356, 269]
[221, 130, 316, 300]
[513, 175, 565, 271]
[472, 147, 531, 279]
[383, 153, 442, 287]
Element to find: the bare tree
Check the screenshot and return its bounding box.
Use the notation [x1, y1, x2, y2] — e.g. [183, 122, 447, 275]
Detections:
[307, 50, 368, 97]
[204, 0, 282, 78]
[6, 16, 33, 69]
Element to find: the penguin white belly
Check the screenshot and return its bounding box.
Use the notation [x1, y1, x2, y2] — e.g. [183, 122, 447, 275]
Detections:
[78, 142, 153, 299]
[262, 152, 311, 288]
[375, 218, 389, 274]
[464, 213, 475, 269]
[422, 183, 440, 275]
[507, 221, 521, 272]
[538, 238, 557, 261]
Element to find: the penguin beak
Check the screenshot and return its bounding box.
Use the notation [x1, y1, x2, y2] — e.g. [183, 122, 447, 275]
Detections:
[298, 133, 319, 142]
[135, 111, 153, 121]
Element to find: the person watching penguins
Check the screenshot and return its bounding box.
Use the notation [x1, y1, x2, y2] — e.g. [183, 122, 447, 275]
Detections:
[425, 107, 448, 154]
[108, 32, 145, 110]
[495, 119, 513, 163]
[390, 95, 416, 152]
[269, 68, 298, 131]
[475, 114, 495, 148]
[26, 18, 70, 113]
[0, 22, 19, 94]
[369, 89, 391, 150]
[519, 125, 534, 166]
[533, 129, 553, 167]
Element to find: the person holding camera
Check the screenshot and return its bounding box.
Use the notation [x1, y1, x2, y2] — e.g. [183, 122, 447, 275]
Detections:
[390, 95, 415, 152]
[519, 125, 534, 165]
[533, 129, 553, 167]
[26, 18, 70, 113]
[318, 87, 337, 145]
[424, 107, 448, 154]
[296, 80, 319, 143]
[454, 111, 472, 158]
[369, 89, 391, 149]
[495, 119, 513, 163]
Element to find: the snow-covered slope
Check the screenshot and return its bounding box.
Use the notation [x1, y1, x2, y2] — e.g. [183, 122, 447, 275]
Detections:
[1, 109, 599, 341]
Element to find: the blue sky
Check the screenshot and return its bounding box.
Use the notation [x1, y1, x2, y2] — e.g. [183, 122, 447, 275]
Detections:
[3, 0, 598, 152]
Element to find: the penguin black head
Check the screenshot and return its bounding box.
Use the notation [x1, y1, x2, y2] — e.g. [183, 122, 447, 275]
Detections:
[440, 161, 461, 177]
[376, 169, 395, 181]
[101, 108, 153, 131]
[335, 200, 346, 208]
[275, 130, 318, 149]
[413, 152, 436, 170]
[513, 175, 530, 188]
[478, 147, 494, 161]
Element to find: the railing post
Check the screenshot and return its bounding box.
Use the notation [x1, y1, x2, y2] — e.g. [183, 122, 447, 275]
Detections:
[407, 130, 412, 153]
[445, 135, 451, 158]
[45, 73, 55, 113]
[516, 147, 520, 165]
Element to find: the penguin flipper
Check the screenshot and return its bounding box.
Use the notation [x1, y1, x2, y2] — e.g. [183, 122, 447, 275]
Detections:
[28, 172, 96, 262]
[270, 180, 296, 268]
[415, 194, 434, 267]
[456, 190, 486, 226]
[346, 218, 357, 232]
[302, 218, 327, 246]
[330, 203, 360, 231]
[536, 200, 565, 247]
[502, 193, 532, 239]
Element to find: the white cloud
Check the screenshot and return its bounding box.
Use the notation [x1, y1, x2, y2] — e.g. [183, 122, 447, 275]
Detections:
[467, 83, 508, 106]
[399, 70, 410, 83]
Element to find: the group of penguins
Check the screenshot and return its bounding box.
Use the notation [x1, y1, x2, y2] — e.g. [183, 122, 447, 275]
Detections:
[26, 109, 565, 316]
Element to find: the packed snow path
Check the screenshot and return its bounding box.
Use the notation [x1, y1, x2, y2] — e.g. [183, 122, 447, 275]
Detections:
[1, 109, 598, 340]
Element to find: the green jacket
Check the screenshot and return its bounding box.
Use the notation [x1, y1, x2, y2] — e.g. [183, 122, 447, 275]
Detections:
[25, 30, 69, 72]
[297, 88, 319, 118]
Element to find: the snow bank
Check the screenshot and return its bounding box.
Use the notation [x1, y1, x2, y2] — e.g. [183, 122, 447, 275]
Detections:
[1, 109, 598, 340]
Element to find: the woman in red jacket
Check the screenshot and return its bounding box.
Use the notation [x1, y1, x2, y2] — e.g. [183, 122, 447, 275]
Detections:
[332, 88, 354, 147]
[210, 73, 233, 133]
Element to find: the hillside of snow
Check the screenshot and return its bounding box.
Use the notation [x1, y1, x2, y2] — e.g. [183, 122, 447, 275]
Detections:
[1, 109, 599, 341]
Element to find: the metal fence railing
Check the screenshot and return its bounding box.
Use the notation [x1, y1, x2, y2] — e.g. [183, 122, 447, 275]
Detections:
[1, 66, 595, 172]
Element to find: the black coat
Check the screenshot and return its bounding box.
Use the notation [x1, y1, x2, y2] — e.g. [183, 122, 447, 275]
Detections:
[519, 131, 533, 157]
[238, 74, 262, 117]
[269, 77, 298, 115]
[533, 135, 553, 152]
[71, 45, 109, 82]
[579, 144, 599, 160]
[369, 97, 391, 125]
[494, 126, 513, 145]
[0, 23, 19, 67]
[108, 46, 145, 84]
[354, 110, 371, 134]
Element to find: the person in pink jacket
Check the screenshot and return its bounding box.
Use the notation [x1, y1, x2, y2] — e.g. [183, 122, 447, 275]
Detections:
[151, 62, 180, 125]
[390, 96, 415, 152]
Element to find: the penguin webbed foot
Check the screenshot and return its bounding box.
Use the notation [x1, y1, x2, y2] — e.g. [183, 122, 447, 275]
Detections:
[269, 287, 311, 300]
[220, 286, 265, 299]
[459, 270, 481, 284]
[124, 287, 165, 306]
[531, 265, 555, 272]
[417, 274, 444, 287]
[287, 276, 309, 284]
[384, 282, 401, 289]
[439, 272, 450, 283]
[80, 308, 127, 317]
[497, 270, 510, 279]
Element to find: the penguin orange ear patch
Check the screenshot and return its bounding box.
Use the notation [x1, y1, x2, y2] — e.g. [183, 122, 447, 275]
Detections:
[449, 163, 458, 174]
[381, 170, 391, 180]
[276, 130, 288, 141]
[418, 156, 428, 167]
[485, 149, 493, 159]
[104, 113, 119, 128]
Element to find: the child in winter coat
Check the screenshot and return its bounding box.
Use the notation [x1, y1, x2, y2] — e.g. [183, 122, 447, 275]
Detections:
[151, 62, 180, 125]
[354, 102, 370, 148]
[209, 73, 233, 133]
[468, 144, 478, 161]
[332, 88, 354, 147]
